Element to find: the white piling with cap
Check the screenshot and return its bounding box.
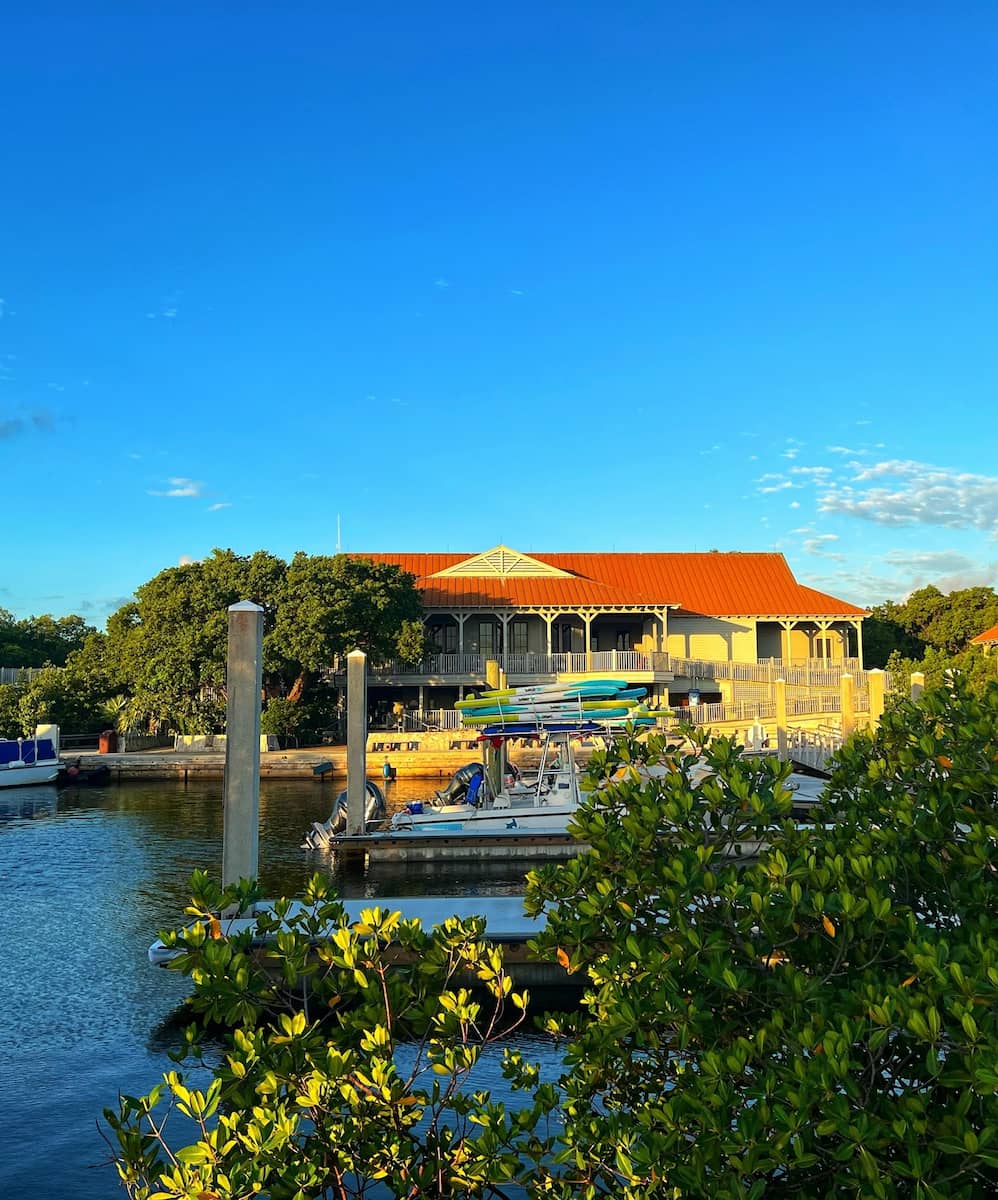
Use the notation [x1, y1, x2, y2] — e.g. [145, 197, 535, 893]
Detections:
[346, 649, 368, 836]
[222, 601, 264, 889]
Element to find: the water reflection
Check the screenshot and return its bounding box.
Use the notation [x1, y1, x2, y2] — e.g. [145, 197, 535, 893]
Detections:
[0, 775, 559, 1200]
[0, 783, 59, 824]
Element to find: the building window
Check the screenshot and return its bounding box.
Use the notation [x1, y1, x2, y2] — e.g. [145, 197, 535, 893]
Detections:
[615, 630, 630, 651]
[815, 635, 833, 660]
[431, 624, 458, 653]
[511, 621, 528, 654]
[479, 622, 496, 657]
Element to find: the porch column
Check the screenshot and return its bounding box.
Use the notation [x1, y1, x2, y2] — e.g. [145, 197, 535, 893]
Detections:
[815, 620, 832, 662]
[542, 612, 554, 654]
[498, 613, 511, 664]
[457, 613, 468, 655]
[780, 620, 794, 664]
[659, 609, 670, 654]
[854, 618, 864, 669]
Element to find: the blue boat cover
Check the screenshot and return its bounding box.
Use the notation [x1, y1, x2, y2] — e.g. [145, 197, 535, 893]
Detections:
[0, 738, 56, 765]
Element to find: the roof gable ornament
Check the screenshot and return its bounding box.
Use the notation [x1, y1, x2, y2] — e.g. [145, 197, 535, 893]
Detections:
[430, 544, 573, 579]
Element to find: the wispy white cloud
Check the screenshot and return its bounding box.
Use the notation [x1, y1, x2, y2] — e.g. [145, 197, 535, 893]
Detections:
[826, 445, 867, 456]
[148, 477, 204, 498]
[758, 475, 796, 494]
[802, 533, 845, 561]
[178, 555, 197, 566]
[434, 278, 450, 289]
[207, 502, 231, 512]
[804, 551, 998, 608]
[819, 460, 998, 531]
[789, 465, 833, 479]
[510, 289, 524, 296]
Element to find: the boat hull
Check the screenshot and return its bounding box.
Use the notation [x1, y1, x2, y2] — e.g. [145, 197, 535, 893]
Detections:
[0, 762, 60, 788]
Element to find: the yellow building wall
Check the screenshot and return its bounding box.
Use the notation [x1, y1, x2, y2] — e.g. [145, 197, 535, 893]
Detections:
[666, 617, 756, 663]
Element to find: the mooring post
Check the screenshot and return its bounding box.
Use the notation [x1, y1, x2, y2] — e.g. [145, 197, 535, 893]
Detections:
[910, 671, 925, 702]
[840, 672, 855, 738]
[485, 658, 502, 794]
[774, 678, 788, 760]
[867, 668, 886, 728]
[346, 649, 368, 836]
[222, 601, 263, 891]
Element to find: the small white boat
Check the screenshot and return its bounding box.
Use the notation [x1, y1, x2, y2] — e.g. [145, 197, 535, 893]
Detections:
[0, 725, 61, 788]
[389, 732, 584, 837]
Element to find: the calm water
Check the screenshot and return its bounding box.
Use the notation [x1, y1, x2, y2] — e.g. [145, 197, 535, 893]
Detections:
[0, 776, 554, 1198]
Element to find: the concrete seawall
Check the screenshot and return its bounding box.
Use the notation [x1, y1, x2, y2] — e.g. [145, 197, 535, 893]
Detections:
[64, 746, 491, 782]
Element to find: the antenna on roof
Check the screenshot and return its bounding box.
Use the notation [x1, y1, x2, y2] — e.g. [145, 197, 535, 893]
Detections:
[336, 514, 342, 554]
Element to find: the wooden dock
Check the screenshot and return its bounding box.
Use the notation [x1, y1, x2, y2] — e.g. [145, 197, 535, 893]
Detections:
[149, 895, 574, 987]
[324, 828, 586, 862]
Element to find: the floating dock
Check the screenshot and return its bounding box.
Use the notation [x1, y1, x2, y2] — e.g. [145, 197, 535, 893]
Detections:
[325, 828, 586, 862]
[149, 894, 572, 987]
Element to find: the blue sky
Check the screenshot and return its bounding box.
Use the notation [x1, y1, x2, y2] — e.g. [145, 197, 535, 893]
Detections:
[4, 2, 998, 624]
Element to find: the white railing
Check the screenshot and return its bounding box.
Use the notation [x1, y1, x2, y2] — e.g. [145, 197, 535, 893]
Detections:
[669, 657, 864, 685]
[357, 651, 878, 687]
[0, 666, 46, 685]
[364, 650, 669, 678]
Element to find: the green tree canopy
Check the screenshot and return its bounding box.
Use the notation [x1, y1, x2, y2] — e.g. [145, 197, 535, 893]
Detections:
[525, 680, 998, 1196]
[0, 608, 95, 666]
[106, 680, 998, 1197]
[270, 553, 425, 701]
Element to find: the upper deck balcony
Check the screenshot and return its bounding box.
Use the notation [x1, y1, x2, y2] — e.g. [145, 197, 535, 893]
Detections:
[327, 651, 864, 688]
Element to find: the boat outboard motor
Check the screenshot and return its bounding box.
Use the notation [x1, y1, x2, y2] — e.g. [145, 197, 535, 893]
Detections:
[302, 781, 387, 848]
[434, 761, 483, 803]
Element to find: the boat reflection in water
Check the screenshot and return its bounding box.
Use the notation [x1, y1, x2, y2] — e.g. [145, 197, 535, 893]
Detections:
[0, 784, 59, 825]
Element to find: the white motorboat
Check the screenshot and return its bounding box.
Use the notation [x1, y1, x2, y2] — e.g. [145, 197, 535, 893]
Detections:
[0, 725, 61, 788]
[389, 732, 584, 836]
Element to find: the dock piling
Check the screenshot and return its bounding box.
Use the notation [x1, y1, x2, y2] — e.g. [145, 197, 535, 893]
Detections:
[222, 601, 264, 890]
[775, 678, 788, 760]
[346, 650, 368, 839]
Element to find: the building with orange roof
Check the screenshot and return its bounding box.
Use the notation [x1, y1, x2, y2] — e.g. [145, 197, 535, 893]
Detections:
[351, 545, 868, 718]
[971, 622, 998, 650]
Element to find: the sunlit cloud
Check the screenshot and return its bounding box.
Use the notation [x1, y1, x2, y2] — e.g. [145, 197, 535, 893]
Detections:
[207, 502, 231, 512]
[758, 479, 794, 494]
[789, 465, 833, 479]
[802, 533, 845, 561]
[148, 477, 204, 498]
[819, 460, 998, 531]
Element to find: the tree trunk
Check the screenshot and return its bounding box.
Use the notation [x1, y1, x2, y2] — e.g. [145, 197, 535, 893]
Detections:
[287, 671, 310, 704]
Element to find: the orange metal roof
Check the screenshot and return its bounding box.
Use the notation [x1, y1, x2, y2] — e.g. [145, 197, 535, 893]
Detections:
[354, 551, 867, 618]
[972, 622, 998, 645]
